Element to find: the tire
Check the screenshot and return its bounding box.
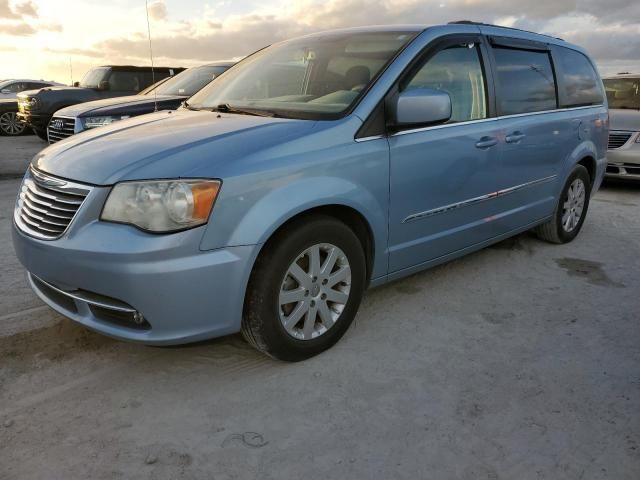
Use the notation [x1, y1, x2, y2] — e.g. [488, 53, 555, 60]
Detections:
[534, 164, 591, 244]
[242, 215, 367, 361]
[33, 127, 48, 141]
[0, 111, 26, 136]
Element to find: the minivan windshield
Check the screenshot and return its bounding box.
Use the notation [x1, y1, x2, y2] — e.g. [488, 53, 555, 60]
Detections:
[604, 77, 640, 109]
[154, 65, 228, 97]
[79, 67, 110, 88]
[187, 31, 417, 119]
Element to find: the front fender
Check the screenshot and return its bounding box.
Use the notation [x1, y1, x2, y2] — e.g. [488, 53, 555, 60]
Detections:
[200, 175, 389, 280]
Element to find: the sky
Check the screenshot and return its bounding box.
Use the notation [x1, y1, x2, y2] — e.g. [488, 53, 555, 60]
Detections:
[0, 0, 639, 83]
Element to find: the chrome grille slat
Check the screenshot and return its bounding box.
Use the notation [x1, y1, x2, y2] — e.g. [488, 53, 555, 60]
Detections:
[20, 208, 69, 227]
[26, 183, 84, 203]
[14, 168, 91, 240]
[20, 213, 64, 233]
[47, 116, 75, 144]
[21, 197, 74, 219]
[608, 131, 632, 150]
[23, 190, 77, 213]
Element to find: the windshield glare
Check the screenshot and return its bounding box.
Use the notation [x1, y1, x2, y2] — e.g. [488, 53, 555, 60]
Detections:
[154, 65, 228, 97]
[604, 78, 640, 109]
[79, 67, 110, 88]
[187, 31, 417, 119]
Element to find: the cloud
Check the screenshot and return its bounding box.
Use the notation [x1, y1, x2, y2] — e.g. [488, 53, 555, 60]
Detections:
[2, 22, 35, 35]
[35, 0, 640, 76]
[147, 0, 167, 21]
[15, 1, 37, 17]
[0, 0, 19, 19]
[0, 0, 37, 19]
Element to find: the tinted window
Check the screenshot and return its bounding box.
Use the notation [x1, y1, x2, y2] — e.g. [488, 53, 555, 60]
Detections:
[79, 67, 110, 88]
[493, 47, 557, 115]
[403, 43, 487, 123]
[109, 71, 142, 91]
[556, 47, 603, 107]
[604, 77, 640, 109]
[3, 82, 23, 92]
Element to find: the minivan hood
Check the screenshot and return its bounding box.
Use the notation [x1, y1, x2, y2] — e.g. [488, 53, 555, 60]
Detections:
[33, 109, 317, 185]
[56, 94, 184, 117]
[609, 108, 640, 131]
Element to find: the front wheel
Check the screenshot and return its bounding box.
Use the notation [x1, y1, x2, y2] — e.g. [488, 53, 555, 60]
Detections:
[0, 111, 26, 136]
[534, 164, 591, 244]
[242, 216, 367, 361]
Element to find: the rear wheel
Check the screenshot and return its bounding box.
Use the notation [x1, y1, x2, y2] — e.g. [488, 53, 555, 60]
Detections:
[0, 111, 25, 136]
[242, 216, 366, 361]
[534, 164, 591, 244]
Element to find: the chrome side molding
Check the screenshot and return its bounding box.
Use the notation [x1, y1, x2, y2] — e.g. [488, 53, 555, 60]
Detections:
[402, 175, 557, 223]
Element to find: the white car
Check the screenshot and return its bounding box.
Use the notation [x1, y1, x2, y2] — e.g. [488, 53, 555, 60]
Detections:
[0, 79, 62, 99]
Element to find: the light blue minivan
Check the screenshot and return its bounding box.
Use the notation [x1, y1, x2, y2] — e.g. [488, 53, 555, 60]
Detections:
[13, 22, 608, 360]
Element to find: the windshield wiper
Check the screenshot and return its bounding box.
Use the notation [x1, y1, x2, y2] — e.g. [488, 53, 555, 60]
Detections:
[182, 101, 200, 111]
[215, 103, 276, 117]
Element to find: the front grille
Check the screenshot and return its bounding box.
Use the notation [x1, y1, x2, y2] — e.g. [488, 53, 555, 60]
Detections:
[608, 131, 633, 150]
[607, 163, 640, 176]
[14, 168, 91, 240]
[48, 116, 75, 144]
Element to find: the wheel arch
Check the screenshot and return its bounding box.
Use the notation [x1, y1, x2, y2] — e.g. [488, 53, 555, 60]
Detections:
[577, 155, 596, 187]
[252, 204, 377, 286]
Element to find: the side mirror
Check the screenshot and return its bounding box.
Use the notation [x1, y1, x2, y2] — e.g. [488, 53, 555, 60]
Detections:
[73, 81, 80, 87]
[98, 80, 110, 91]
[393, 88, 452, 127]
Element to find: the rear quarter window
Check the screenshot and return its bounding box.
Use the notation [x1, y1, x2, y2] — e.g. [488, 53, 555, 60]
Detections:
[555, 47, 603, 107]
[492, 47, 557, 115]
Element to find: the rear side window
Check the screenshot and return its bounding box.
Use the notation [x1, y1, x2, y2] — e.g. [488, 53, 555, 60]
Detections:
[555, 47, 603, 107]
[109, 71, 142, 92]
[492, 47, 557, 115]
[403, 43, 487, 123]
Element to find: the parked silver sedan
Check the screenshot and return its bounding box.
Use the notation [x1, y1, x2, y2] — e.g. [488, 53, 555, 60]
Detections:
[604, 74, 640, 180]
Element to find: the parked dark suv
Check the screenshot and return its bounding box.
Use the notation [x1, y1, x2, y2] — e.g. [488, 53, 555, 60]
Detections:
[48, 62, 234, 143]
[17, 65, 184, 140]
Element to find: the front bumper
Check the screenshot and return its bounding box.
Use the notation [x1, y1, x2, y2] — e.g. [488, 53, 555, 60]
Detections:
[606, 131, 640, 180]
[12, 211, 259, 345]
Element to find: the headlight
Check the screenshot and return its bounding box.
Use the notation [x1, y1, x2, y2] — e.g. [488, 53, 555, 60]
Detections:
[101, 179, 221, 233]
[83, 116, 118, 129]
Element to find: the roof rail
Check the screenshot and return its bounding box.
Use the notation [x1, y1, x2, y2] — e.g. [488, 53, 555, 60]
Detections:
[448, 20, 564, 41]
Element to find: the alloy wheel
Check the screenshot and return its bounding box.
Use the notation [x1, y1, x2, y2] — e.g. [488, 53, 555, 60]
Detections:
[279, 243, 351, 341]
[0, 111, 25, 135]
[561, 178, 586, 232]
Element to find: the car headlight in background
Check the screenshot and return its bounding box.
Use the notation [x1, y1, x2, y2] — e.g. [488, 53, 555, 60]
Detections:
[83, 116, 119, 129]
[101, 179, 221, 232]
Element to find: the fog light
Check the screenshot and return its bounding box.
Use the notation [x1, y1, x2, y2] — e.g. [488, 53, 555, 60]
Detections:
[133, 312, 145, 325]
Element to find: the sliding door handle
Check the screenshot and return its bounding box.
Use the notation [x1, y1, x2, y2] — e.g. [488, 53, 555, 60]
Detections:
[475, 136, 498, 149]
[505, 131, 526, 143]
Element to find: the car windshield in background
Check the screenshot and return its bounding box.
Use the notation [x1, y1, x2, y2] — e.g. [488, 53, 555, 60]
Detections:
[153, 65, 229, 97]
[187, 31, 417, 119]
[604, 78, 640, 109]
[79, 67, 110, 88]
